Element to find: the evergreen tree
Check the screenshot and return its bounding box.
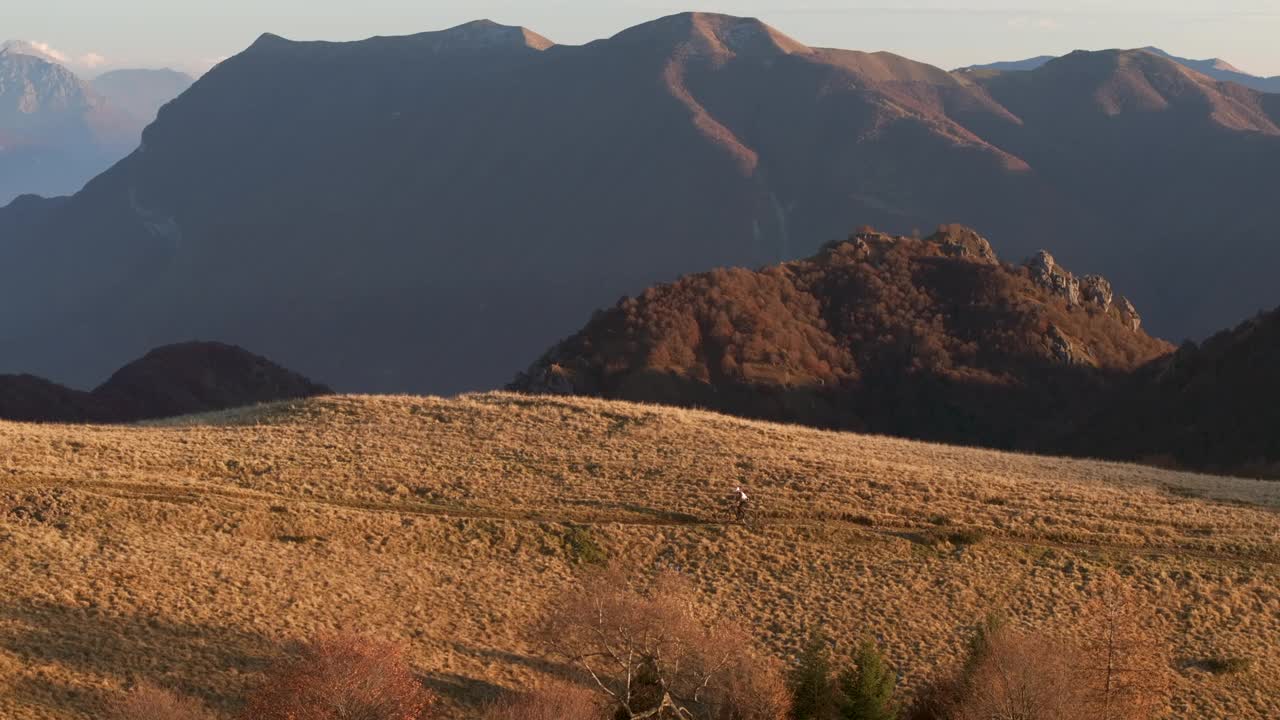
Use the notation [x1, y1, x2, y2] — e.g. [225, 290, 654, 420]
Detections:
[958, 612, 1006, 680]
[789, 633, 838, 720]
[837, 638, 899, 720]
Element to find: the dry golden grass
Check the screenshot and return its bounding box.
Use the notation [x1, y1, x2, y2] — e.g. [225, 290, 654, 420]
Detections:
[1, 392, 1277, 719]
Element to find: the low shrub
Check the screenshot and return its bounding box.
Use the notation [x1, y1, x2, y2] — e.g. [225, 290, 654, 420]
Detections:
[111, 685, 217, 720]
[479, 681, 605, 720]
[240, 635, 437, 720]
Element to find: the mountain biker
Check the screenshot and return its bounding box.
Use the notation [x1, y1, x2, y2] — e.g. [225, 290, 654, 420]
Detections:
[730, 485, 749, 522]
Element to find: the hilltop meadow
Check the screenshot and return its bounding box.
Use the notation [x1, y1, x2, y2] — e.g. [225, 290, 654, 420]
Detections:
[1, 393, 1277, 718]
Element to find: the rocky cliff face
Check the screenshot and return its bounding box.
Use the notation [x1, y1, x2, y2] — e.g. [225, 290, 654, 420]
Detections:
[1027, 250, 1141, 331]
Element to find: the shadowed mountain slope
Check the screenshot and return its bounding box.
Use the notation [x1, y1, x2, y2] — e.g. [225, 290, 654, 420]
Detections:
[1, 14, 1277, 394]
[0, 342, 330, 422]
[1074, 306, 1280, 478]
[513, 225, 1172, 451]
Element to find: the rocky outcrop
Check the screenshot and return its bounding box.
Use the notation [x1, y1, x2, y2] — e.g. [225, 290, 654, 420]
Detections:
[1118, 297, 1142, 331]
[930, 224, 998, 264]
[514, 362, 579, 396]
[1045, 324, 1094, 366]
[1027, 252, 1144, 335]
[1080, 275, 1113, 312]
[1028, 251, 1082, 306]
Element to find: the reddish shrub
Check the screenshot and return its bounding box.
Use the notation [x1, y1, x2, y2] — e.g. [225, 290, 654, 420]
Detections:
[478, 681, 605, 720]
[111, 684, 217, 720]
[240, 635, 436, 720]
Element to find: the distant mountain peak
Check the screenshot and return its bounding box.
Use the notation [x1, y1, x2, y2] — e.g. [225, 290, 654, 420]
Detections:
[0, 48, 97, 115]
[614, 12, 812, 57]
[0, 39, 67, 65]
[431, 19, 555, 51]
[966, 46, 1280, 94]
[1140, 46, 1244, 74]
[1020, 49, 1280, 133]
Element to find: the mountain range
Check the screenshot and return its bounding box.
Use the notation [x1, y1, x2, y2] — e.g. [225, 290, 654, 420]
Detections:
[0, 41, 191, 203]
[960, 46, 1280, 93]
[1, 13, 1278, 397]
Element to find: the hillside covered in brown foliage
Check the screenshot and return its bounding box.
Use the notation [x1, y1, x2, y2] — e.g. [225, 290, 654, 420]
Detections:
[513, 225, 1172, 452]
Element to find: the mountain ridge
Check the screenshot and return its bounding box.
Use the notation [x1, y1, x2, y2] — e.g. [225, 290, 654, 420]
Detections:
[1, 13, 1277, 395]
[246, 19, 556, 56]
[961, 46, 1280, 93]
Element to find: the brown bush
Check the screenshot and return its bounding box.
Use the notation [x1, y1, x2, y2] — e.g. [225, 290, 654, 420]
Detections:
[949, 627, 1084, 720]
[111, 684, 217, 720]
[539, 566, 790, 720]
[240, 635, 436, 720]
[929, 582, 1169, 720]
[478, 681, 605, 720]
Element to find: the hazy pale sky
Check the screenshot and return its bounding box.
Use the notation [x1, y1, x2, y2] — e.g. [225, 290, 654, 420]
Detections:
[8, 0, 1280, 77]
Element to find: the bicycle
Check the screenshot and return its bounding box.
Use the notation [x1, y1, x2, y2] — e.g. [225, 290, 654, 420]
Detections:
[720, 497, 756, 528]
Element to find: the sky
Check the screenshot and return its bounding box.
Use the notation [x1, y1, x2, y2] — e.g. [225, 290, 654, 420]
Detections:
[7, 0, 1280, 77]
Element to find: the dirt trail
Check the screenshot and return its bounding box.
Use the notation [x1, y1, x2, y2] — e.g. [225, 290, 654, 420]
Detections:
[9, 474, 1273, 568]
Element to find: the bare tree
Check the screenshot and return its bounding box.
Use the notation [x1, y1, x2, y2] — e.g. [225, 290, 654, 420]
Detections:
[949, 627, 1084, 720]
[1075, 574, 1169, 720]
[538, 567, 789, 720]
